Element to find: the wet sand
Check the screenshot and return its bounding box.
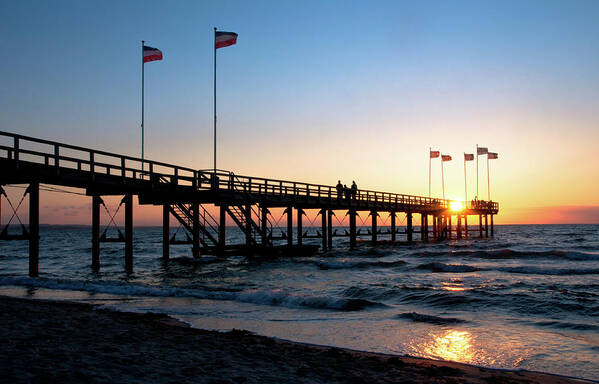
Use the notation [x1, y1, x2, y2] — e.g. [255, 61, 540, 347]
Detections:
[0, 296, 592, 384]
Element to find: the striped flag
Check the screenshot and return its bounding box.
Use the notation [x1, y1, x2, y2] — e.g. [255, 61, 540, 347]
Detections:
[488, 152, 498, 159]
[215, 31, 238, 49]
[143, 46, 163, 63]
[430, 150, 440, 158]
[442, 155, 452, 162]
[477, 147, 488, 155]
[464, 153, 474, 161]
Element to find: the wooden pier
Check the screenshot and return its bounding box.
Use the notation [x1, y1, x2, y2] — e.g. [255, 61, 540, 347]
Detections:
[0, 131, 499, 276]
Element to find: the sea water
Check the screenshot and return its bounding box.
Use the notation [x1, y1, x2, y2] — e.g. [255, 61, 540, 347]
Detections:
[0, 224, 598, 380]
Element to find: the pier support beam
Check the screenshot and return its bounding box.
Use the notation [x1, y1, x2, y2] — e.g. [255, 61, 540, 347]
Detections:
[297, 208, 303, 246]
[457, 214, 462, 239]
[260, 206, 267, 246]
[191, 201, 200, 259]
[390, 212, 396, 242]
[448, 215, 452, 240]
[371, 210, 377, 245]
[92, 195, 101, 269]
[28, 182, 39, 277]
[162, 204, 169, 260]
[484, 214, 489, 238]
[321, 209, 327, 251]
[479, 215, 483, 238]
[286, 207, 293, 247]
[420, 214, 426, 241]
[124, 193, 133, 271]
[432, 215, 437, 240]
[490, 214, 494, 236]
[220, 205, 227, 251]
[327, 209, 333, 250]
[407, 212, 413, 242]
[464, 215, 468, 239]
[349, 210, 357, 248]
[245, 205, 252, 246]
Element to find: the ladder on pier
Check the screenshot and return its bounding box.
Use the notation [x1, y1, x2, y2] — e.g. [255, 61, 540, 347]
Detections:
[168, 203, 219, 248]
[225, 205, 273, 247]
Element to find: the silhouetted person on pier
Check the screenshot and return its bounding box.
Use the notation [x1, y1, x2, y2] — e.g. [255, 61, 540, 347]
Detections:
[336, 180, 343, 200]
[351, 181, 357, 200]
[344, 184, 351, 200]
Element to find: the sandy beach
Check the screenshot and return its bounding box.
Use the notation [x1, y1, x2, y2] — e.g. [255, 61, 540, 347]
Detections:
[0, 296, 592, 384]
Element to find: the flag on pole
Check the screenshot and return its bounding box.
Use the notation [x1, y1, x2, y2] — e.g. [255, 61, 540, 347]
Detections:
[143, 46, 163, 63]
[488, 152, 498, 159]
[430, 150, 440, 158]
[464, 153, 474, 161]
[477, 147, 488, 155]
[215, 31, 238, 49]
[442, 155, 452, 162]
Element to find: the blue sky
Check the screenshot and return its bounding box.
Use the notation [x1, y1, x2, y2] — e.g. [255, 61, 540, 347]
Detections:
[1, 0, 598, 223]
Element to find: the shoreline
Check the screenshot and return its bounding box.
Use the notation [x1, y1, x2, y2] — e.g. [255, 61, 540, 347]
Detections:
[0, 295, 593, 383]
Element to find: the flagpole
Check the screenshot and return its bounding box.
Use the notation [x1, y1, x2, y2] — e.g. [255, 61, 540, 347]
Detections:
[213, 27, 217, 175]
[428, 147, 431, 198]
[141, 40, 145, 177]
[464, 153, 467, 202]
[441, 157, 445, 200]
[487, 155, 490, 201]
[476, 144, 478, 199]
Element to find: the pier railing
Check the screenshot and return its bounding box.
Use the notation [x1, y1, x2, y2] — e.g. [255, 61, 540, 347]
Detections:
[197, 170, 454, 210]
[0, 131, 198, 187]
[0, 131, 498, 212]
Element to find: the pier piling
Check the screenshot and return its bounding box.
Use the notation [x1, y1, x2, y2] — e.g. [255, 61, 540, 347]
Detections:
[349, 210, 357, 248]
[407, 212, 413, 242]
[479, 215, 483, 238]
[371, 210, 377, 245]
[124, 193, 133, 271]
[327, 209, 333, 249]
[297, 208, 303, 246]
[287, 207, 293, 247]
[92, 196, 101, 269]
[220, 205, 227, 250]
[390, 212, 396, 242]
[321, 209, 327, 251]
[28, 182, 39, 277]
[162, 204, 169, 260]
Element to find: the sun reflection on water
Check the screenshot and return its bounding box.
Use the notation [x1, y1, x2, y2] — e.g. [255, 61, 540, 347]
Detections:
[423, 330, 474, 362]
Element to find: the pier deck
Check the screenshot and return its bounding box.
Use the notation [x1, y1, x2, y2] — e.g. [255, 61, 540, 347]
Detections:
[0, 131, 498, 276]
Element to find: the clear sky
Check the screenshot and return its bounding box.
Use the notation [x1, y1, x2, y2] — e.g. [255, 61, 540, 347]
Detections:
[1, 0, 598, 225]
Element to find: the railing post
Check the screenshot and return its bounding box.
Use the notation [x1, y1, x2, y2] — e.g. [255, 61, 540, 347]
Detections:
[89, 151, 95, 180]
[14, 137, 19, 165]
[54, 144, 60, 173]
[121, 158, 126, 180]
